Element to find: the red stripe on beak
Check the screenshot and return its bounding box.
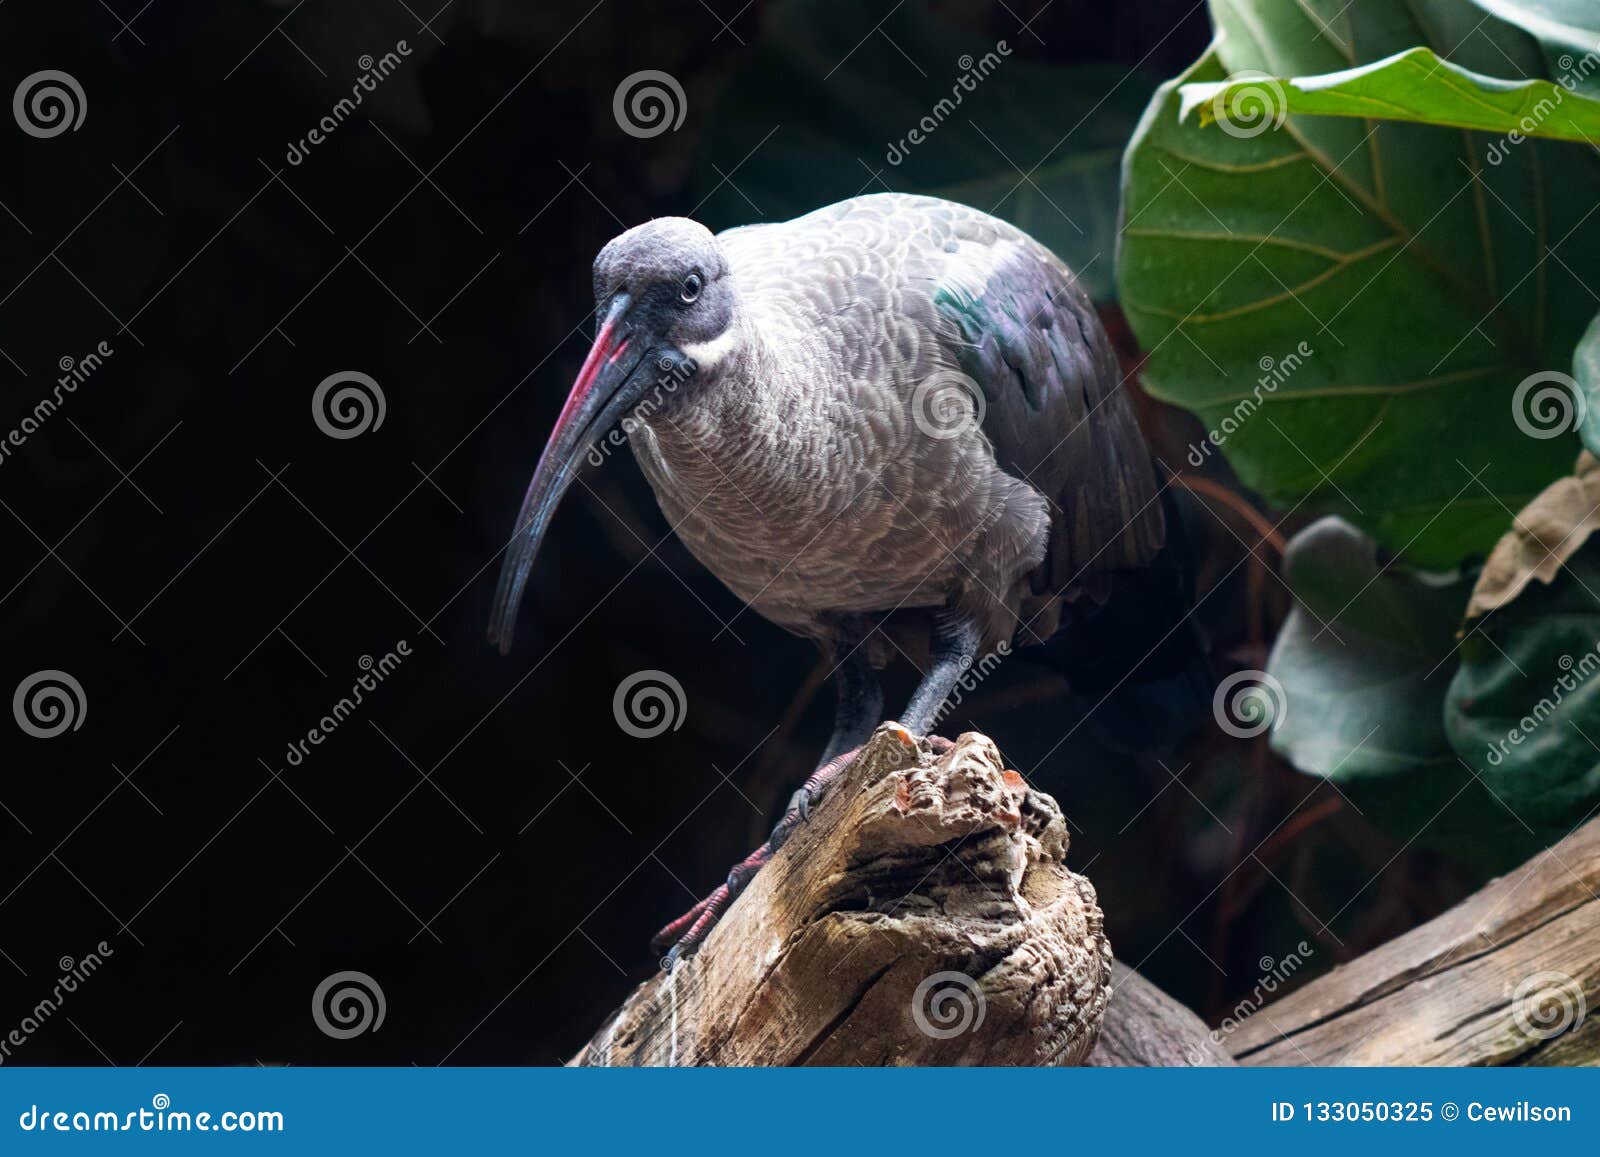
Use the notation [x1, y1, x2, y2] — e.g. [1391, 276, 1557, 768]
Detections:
[487, 293, 637, 653]
[552, 320, 620, 434]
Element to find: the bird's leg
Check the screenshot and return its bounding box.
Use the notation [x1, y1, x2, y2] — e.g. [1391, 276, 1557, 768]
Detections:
[899, 608, 984, 736]
[654, 617, 984, 968]
[652, 639, 883, 969]
[650, 806, 802, 969]
[791, 642, 882, 819]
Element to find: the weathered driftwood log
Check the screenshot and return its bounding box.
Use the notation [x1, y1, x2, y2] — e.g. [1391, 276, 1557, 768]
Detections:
[1229, 817, 1600, 1065]
[1088, 962, 1236, 1067]
[572, 726, 1113, 1066]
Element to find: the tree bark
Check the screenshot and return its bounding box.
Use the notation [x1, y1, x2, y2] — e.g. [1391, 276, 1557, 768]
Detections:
[572, 728, 1600, 1067]
[571, 726, 1113, 1066]
[1227, 818, 1600, 1065]
[1088, 962, 1236, 1066]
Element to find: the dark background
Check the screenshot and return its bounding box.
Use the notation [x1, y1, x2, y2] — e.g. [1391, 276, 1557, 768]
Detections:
[0, 0, 1483, 1064]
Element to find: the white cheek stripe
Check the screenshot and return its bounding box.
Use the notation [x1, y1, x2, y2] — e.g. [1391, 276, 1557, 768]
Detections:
[679, 329, 738, 369]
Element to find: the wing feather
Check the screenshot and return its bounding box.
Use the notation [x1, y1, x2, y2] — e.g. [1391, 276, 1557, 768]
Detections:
[932, 229, 1165, 606]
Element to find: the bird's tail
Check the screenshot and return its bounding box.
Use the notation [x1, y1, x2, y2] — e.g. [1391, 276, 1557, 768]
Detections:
[1031, 482, 1215, 756]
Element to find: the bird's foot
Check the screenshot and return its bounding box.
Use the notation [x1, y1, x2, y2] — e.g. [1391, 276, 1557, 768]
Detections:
[652, 735, 906, 970]
[785, 736, 869, 821]
[652, 839, 780, 973]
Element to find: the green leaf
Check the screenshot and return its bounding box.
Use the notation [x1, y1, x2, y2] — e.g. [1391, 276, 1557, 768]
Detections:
[1180, 46, 1600, 144]
[1576, 311, 1600, 455]
[1465, 0, 1600, 97]
[1267, 517, 1539, 869]
[695, 0, 1153, 301]
[1445, 534, 1600, 848]
[1119, 0, 1600, 568]
[1269, 518, 1462, 776]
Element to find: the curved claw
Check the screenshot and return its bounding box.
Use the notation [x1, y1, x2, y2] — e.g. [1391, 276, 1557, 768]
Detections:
[788, 785, 813, 822]
[651, 742, 871, 965]
[651, 896, 713, 955]
[787, 742, 865, 827]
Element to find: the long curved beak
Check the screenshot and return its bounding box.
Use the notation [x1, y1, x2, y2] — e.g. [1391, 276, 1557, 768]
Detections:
[489, 293, 643, 653]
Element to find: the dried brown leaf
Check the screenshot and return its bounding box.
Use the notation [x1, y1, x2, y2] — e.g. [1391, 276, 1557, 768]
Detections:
[1465, 452, 1600, 621]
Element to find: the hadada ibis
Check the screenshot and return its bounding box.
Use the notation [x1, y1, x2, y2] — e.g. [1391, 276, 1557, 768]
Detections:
[489, 193, 1206, 967]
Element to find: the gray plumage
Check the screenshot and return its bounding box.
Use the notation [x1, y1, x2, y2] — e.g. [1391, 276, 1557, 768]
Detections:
[489, 192, 1174, 963]
[586, 193, 1162, 664]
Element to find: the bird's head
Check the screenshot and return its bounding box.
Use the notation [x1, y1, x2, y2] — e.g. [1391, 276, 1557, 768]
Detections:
[592, 216, 733, 357]
[488, 217, 732, 653]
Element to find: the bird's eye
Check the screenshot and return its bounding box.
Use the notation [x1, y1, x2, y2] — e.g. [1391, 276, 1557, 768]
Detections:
[680, 272, 703, 304]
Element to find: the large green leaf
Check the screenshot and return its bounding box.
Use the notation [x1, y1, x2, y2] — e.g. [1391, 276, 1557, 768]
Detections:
[1465, 0, 1600, 97]
[1181, 46, 1600, 143]
[1446, 534, 1600, 847]
[1119, 0, 1600, 568]
[1269, 518, 1463, 777]
[695, 0, 1154, 301]
[1268, 517, 1538, 869]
